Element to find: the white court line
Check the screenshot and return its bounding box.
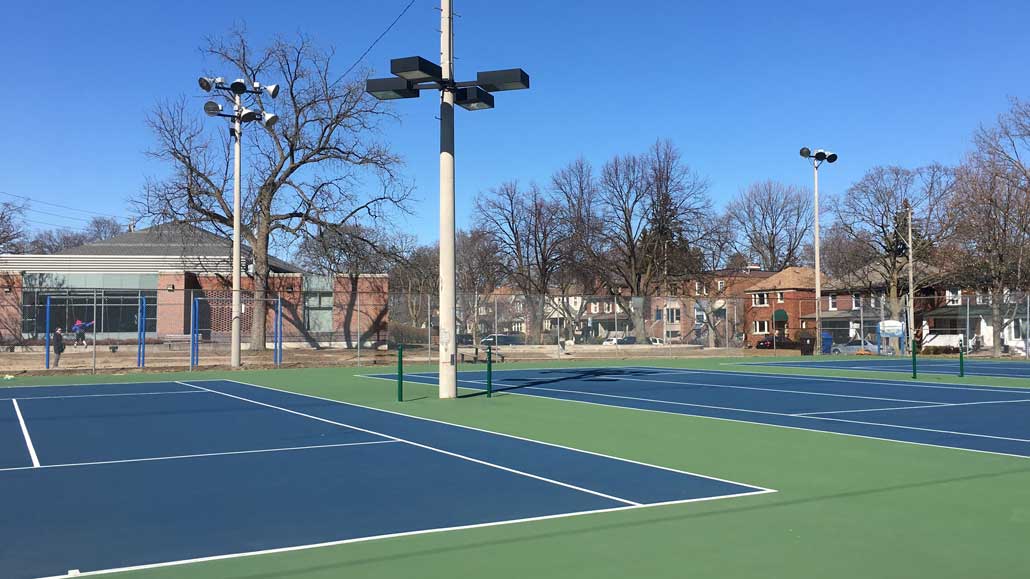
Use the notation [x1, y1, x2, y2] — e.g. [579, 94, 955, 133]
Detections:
[625, 365, 1030, 394]
[359, 374, 1030, 460]
[0, 440, 397, 474]
[0, 390, 206, 401]
[461, 378, 1030, 444]
[339, 376, 775, 491]
[586, 373, 939, 405]
[794, 398, 1030, 416]
[11, 399, 40, 467]
[36, 487, 772, 579]
[180, 382, 642, 507]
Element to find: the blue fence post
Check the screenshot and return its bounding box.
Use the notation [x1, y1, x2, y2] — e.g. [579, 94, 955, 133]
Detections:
[45, 295, 51, 369]
[141, 296, 147, 368]
[190, 296, 199, 370]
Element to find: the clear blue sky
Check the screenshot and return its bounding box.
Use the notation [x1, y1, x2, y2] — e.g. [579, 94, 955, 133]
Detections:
[3, 1, 1029, 243]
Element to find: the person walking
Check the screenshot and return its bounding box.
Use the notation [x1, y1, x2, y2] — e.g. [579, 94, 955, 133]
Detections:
[52, 327, 65, 368]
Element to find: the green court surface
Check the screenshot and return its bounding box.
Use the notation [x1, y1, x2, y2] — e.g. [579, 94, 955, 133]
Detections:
[6, 357, 1030, 579]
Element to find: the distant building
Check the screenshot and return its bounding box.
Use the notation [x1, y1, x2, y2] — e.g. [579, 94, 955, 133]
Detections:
[0, 222, 387, 347]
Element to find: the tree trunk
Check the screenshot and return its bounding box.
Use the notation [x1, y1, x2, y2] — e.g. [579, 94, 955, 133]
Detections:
[888, 279, 902, 352]
[991, 290, 1003, 357]
[250, 224, 270, 352]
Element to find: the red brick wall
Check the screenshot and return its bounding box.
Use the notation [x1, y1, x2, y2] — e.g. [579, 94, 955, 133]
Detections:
[333, 274, 389, 346]
[744, 289, 816, 346]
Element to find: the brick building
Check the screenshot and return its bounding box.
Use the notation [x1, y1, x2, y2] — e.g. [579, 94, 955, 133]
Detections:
[743, 267, 824, 347]
[0, 223, 388, 348]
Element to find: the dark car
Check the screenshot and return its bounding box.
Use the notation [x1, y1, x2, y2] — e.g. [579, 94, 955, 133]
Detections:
[616, 336, 637, 345]
[755, 335, 800, 350]
[480, 334, 525, 346]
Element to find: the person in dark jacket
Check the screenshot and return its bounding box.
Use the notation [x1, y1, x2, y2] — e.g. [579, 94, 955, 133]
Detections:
[52, 327, 65, 368]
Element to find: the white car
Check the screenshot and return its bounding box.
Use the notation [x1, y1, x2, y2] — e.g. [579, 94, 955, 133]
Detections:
[831, 338, 894, 355]
[649, 337, 665, 345]
[602, 337, 619, 346]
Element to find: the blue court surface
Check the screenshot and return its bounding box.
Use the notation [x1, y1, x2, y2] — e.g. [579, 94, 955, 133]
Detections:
[742, 357, 1030, 378]
[367, 365, 1030, 459]
[0, 379, 769, 579]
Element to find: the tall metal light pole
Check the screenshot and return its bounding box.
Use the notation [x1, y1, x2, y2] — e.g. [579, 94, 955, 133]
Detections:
[800, 147, 837, 354]
[198, 77, 279, 368]
[905, 199, 916, 353]
[366, 0, 530, 398]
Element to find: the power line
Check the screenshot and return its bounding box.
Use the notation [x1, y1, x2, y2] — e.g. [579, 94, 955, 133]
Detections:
[0, 190, 129, 219]
[340, 0, 418, 79]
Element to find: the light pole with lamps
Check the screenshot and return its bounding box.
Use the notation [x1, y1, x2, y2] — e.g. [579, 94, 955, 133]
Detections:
[800, 147, 837, 355]
[198, 76, 279, 368]
[366, 0, 529, 398]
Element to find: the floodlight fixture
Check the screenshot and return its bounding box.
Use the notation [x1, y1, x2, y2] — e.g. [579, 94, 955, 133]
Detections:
[264, 84, 279, 99]
[203, 101, 223, 117]
[239, 108, 261, 123]
[261, 111, 279, 128]
[391, 56, 443, 82]
[814, 149, 827, 161]
[198, 77, 220, 92]
[455, 86, 494, 110]
[826, 152, 838, 163]
[366, 77, 419, 100]
[229, 78, 249, 94]
[799, 147, 811, 158]
[476, 68, 530, 92]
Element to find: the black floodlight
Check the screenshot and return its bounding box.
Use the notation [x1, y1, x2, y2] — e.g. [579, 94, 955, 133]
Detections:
[800, 147, 811, 158]
[814, 149, 827, 161]
[198, 77, 219, 92]
[391, 56, 443, 82]
[229, 78, 249, 94]
[366, 77, 419, 100]
[476, 68, 530, 92]
[826, 152, 838, 163]
[203, 101, 223, 117]
[455, 86, 494, 110]
[239, 108, 261, 123]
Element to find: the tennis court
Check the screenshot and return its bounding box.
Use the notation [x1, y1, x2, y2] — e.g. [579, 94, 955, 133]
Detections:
[0, 378, 769, 579]
[369, 366, 1030, 459]
[742, 357, 1030, 378]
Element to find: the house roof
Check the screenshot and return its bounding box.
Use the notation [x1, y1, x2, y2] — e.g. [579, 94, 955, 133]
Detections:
[745, 267, 828, 293]
[825, 261, 948, 292]
[55, 222, 303, 274]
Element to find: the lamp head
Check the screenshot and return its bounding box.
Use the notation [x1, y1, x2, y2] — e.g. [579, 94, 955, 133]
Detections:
[239, 108, 260, 123]
[814, 149, 827, 162]
[799, 147, 811, 158]
[229, 79, 249, 95]
[826, 152, 838, 163]
[264, 84, 279, 99]
[261, 111, 279, 128]
[203, 101, 223, 117]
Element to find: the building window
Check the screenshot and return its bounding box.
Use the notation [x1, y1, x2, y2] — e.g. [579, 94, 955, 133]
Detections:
[946, 289, 961, 306]
[753, 320, 769, 334]
[590, 302, 599, 314]
[852, 293, 861, 310]
[604, 302, 612, 313]
[777, 292, 784, 303]
[801, 321, 808, 329]
[717, 280, 726, 292]
[695, 281, 707, 296]
[752, 293, 768, 307]
[666, 308, 681, 323]
[655, 308, 662, 321]
[976, 293, 990, 305]
[22, 290, 158, 337]
[828, 294, 838, 311]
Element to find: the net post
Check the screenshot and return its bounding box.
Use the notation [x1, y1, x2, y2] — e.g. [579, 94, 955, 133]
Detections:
[190, 295, 198, 370]
[142, 295, 147, 368]
[486, 345, 493, 398]
[136, 298, 141, 368]
[397, 344, 404, 402]
[959, 335, 965, 377]
[275, 296, 283, 367]
[911, 338, 917, 379]
[45, 295, 51, 369]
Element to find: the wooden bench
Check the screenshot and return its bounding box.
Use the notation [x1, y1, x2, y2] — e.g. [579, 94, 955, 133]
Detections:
[164, 334, 192, 350]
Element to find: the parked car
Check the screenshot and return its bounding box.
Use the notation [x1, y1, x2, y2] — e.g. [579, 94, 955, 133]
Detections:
[755, 335, 801, 350]
[480, 334, 524, 346]
[832, 338, 894, 355]
[649, 337, 665, 346]
[602, 336, 619, 345]
[455, 334, 474, 346]
[602, 335, 637, 345]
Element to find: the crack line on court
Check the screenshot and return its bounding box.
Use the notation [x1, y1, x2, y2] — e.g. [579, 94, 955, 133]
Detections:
[0, 440, 398, 473]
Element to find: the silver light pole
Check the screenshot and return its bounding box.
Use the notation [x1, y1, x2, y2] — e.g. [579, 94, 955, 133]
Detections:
[365, 0, 530, 398]
[199, 77, 279, 368]
[800, 147, 838, 355]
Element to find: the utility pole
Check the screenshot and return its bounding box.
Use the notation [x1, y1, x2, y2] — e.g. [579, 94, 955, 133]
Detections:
[906, 200, 916, 353]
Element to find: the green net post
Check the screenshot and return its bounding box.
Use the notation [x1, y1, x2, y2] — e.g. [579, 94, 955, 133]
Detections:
[911, 338, 917, 379]
[397, 344, 404, 402]
[959, 336, 965, 377]
[486, 345, 493, 398]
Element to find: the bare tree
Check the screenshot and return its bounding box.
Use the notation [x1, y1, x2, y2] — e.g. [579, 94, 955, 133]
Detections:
[951, 134, 1030, 355]
[551, 158, 605, 339]
[140, 29, 409, 350]
[832, 164, 956, 334]
[456, 228, 502, 344]
[0, 202, 26, 253]
[726, 181, 813, 271]
[475, 181, 567, 343]
[23, 217, 125, 254]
